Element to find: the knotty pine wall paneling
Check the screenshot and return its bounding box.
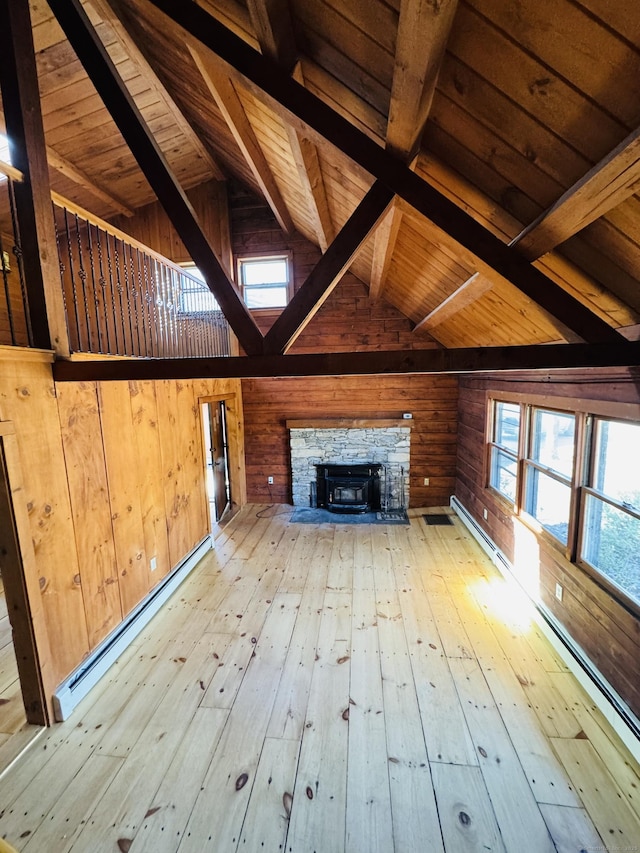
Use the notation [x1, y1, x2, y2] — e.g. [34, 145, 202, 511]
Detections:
[0, 348, 245, 711]
[57, 381, 122, 649]
[0, 349, 89, 700]
[454, 369, 640, 719]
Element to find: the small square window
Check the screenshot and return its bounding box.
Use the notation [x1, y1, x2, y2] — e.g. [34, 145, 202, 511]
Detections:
[238, 256, 290, 308]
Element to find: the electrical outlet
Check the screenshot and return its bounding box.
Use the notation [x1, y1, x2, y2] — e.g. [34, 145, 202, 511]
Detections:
[267, 476, 274, 484]
[150, 556, 157, 571]
[423, 477, 430, 486]
[483, 507, 488, 520]
[555, 583, 563, 602]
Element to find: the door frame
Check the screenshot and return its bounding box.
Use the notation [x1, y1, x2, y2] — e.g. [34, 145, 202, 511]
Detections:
[0, 422, 51, 725]
[198, 393, 246, 526]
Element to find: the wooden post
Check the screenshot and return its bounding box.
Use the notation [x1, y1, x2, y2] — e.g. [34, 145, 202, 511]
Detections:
[0, 0, 71, 356]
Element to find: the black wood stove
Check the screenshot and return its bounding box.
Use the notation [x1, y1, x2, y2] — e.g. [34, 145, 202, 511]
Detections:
[315, 463, 382, 513]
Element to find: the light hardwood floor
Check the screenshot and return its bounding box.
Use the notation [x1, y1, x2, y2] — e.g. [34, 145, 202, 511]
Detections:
[0, 505, 639, 852]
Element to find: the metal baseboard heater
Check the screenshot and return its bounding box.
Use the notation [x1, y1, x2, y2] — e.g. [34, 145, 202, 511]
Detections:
[450, 495, 640, 764]
[53, 535, 212, 721]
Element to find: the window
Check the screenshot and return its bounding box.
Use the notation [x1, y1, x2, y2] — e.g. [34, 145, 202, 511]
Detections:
[0, 134, 11, 184]
[488, 401, 521, 502]
[523, 409, 576, 546]
[178, 265, 220, 313]
[580, 418, 640, 606]
[238, 255, 290, 308]
[486, 399, 640, 612]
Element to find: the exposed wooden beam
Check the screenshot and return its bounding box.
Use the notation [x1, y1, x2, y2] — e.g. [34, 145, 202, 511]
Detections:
[188, 43, 295, 235]
[414, 273, 494, 332]
[245, 0, 297, 71]
[53, 340, 640, 383]
[0, 0, 70, 355]
[244, 0, 333, 251]
[142, 0, 622, 343]
[285, 66, 335, 252]
[387, 0, 459, 160]
[513, 125, 640, 260]
[48, 0, 264, 356]
[46, 145, 134, 217]
[87, 0, 226, 182]
[370, 202, 403, 300]
[264, 181, 395, 354]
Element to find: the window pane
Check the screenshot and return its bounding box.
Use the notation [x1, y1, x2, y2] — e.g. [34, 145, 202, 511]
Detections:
[244, 285, 289, 308]
[582, 494, 640, 605]
[490, 447, 517, 501]
[531, 409, 575, 478]
[494, 402, 520, 452]
[592, 420, 640, 510]
[242, 259, 288, 285]
[524, 465, 571, 544]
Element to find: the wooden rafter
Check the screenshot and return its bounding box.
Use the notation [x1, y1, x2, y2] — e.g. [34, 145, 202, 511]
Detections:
[143, 2, 622, 342]
[46, 145, 134, 217]
[386, 0, 459, 160]
[53, 341, 640, 383]
[188, 43, 295, 235]
[48, 0, 265, 356]
[414, 273, 494, 332]
[514, 125, 640, 260]
[264, 181, 395, 354]
[244, 0, 333, 251]
[370, 203, 403, 300]
[372, 0, 458, 301]
[87, 0, 226, 182]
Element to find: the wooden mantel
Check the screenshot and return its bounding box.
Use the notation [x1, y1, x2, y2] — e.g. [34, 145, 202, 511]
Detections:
[286, 418, 413, 429]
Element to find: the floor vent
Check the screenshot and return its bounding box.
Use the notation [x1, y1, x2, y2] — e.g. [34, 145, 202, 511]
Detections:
[423, 513, 453, 525]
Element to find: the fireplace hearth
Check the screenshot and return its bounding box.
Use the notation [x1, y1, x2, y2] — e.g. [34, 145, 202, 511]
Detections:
[315, 463, 382, 513]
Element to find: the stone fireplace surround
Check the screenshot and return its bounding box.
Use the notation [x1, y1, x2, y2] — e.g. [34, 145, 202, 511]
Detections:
[287, 419, 411, 509]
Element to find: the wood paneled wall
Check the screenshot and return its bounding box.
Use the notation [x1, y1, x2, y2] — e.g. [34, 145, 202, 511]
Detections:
[242, 375, 458, 507]
[455, 369, 640, 719]
[0, 347, 244, 705]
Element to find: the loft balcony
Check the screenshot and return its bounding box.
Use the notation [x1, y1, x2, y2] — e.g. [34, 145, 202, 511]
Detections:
[0, 159, 232, 360]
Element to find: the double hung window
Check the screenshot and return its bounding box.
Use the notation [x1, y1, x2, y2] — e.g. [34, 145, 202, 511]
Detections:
[238, 255, 291, 308]
[487, 399, 640, 611]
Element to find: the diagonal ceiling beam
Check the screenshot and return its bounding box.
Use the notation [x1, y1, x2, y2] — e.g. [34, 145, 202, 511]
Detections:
[386, 0, 459, 160]
[372, 0, 458, 300]
[48, 0, 264, 355]
[413, 272, 494, 332]
[87, 0, 226, 182]
[45, 144, 134, 217]
[264, 181, 395, 354]
[150, 0, 623, 342]
[188, 43, 295, 235]
[53, 341, 640, 383]
[244, 0, 334, 249]
[513, 125, 640, 260]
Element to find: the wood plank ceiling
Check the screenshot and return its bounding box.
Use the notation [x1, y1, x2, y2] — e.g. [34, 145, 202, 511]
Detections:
[3, 0, 640, 354]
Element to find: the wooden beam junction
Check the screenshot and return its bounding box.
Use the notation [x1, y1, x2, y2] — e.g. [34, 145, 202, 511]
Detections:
[53, 341, 640, 383]
[48, 0, 265, 356]
[144, 0, 624, 346]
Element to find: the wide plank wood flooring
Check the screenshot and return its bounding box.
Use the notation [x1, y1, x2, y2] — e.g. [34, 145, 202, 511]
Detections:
[1, 505, 639, 851]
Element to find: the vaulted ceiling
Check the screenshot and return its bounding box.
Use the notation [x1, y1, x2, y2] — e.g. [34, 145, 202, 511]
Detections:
[4, 0, 640, 357]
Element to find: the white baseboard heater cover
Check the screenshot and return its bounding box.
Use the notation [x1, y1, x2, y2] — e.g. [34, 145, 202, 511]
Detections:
[53, 535, 212, 721]
[450, 495, 640, 764]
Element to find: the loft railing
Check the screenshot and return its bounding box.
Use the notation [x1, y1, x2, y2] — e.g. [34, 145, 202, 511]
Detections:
[0, 159, 33, 347]
[52, 198, 231, 359]
[0, 158, 232, 358]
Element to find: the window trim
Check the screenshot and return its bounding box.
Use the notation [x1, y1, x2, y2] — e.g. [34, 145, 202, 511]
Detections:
[236, 252, 293, 309]
[485, 396, 640, 615]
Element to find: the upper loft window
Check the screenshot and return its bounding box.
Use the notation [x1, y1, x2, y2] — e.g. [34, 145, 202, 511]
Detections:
[178, 265, 220, 313]
[0, 134, 11, 183]
[238, 255, 291, 308]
